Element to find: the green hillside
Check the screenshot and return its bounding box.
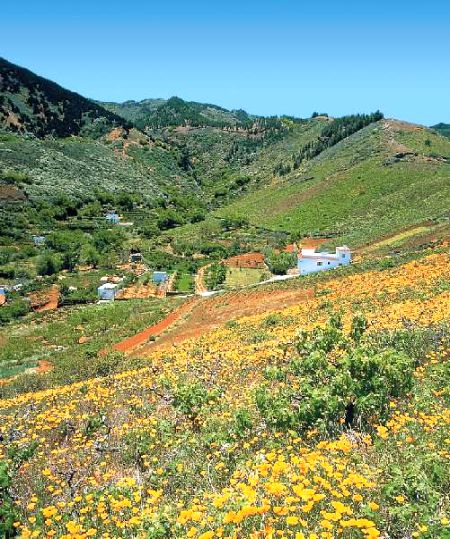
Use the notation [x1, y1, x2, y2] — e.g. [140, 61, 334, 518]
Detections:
[216, 119, 450, 246]
[0, 58, 129, 138]
[432, 122, 450, 138]
[101, 96, 254, 129]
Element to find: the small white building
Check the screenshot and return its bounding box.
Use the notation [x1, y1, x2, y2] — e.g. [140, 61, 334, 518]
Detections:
[153, 271, 168, 284]
[32, 235, 46, 246]
[97, 282, 117, 301]
[298, 246, 351, 276]
[105, 211, 120, 225]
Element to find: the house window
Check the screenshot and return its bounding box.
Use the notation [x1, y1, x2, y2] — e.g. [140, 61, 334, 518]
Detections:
[341, 253, 346, 258]
[328, 261, 331, 265]
[317, 261, 323, 266]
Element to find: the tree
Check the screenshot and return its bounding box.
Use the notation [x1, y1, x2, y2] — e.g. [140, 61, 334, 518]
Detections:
[36, 253, 59, 276]
[79, 244, 100, 268]
[265, 251, 296, 275]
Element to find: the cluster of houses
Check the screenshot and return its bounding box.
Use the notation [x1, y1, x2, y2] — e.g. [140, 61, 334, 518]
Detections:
[97, 270, 168, 301]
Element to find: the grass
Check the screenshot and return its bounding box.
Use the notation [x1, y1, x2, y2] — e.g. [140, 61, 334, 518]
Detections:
[0, 296, 181, 386]
[224, 267, 270, 288]
[174, 272, 195, 293]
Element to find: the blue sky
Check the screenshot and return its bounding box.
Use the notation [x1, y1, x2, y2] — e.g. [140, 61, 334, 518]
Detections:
[2, 0, 449, 125]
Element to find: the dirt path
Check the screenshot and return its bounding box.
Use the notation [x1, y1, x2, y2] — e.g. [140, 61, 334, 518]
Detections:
[136, 285, 314, 357]
[35, 285, 60, 312]
[166, 272, 176, 294]
[195, 264, 211, 295]
[109, 297, 199, 356]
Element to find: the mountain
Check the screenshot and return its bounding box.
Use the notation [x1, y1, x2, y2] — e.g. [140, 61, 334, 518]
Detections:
[100, 96, 255, 130]
[0, 57, 130, 138]
[432, 122, 450, 138]
[1, 57, 449, 254]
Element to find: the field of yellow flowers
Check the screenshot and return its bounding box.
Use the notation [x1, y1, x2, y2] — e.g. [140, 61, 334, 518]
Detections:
[1, 250, 449, 538]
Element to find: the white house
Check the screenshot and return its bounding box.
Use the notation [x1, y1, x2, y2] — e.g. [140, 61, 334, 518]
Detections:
[32, 235, 46, 246]
[298, 245, 351, 276]
[97, 282, 117, 301]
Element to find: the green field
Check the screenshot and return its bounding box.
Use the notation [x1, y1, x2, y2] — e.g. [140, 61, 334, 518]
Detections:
[224, 267, 270, 288]
[173, 272, 195, 293]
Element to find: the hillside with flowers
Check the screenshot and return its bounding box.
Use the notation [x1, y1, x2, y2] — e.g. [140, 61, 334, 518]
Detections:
[1, 244, 449, 538]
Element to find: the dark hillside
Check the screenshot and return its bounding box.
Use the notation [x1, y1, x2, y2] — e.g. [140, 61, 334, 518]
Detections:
[432, 123, 450, 138]
[0, 58, 130, 138]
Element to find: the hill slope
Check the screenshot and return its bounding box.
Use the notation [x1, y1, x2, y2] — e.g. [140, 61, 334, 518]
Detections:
[1, 249, 449, 538]
[216, 119, 450, 246]
[0, 57, 129, 138]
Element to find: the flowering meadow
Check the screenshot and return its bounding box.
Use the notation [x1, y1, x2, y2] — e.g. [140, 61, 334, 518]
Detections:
[1, 250, 449, 538]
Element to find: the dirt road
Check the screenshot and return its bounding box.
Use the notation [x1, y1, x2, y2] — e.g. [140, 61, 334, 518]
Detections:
[110, 297, 199, 355]
[136, 284, 314, 356]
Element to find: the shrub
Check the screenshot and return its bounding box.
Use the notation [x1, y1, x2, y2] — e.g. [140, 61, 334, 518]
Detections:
[265, 251, 296, 275]
[172, 382, 220, 425]
[36, 252, 60, 276]
[0, 461, 19, 538]
[255, 314, 416, 433]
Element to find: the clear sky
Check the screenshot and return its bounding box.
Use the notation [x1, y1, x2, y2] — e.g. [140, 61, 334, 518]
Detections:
[2, 0, 449, 125]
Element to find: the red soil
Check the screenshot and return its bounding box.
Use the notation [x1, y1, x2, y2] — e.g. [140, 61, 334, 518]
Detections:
[136, 284, 314, 356]
[195, 264, 211, 295]
[33, 285, 60, 312]
[35, 360, 53, 374]
[223, 252, 266, 269]
[109, 298, 199, 356]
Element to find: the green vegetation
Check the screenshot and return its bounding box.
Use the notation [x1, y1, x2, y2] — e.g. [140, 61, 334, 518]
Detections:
[0, 57, 129, 138]
[432, 122, 450, 138]
[224, 267, 269, 288]
[256, 313, 414, 432]
[0, 295, 180, 387]
[265, 250, 296, 275]
[217, 120, 450, 246]
[204, 262, 227, 290]
[173, 272, 195, 293]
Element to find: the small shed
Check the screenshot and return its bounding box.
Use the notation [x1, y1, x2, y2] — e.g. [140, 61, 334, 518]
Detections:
[153, 271, 168, 284]
[105, 212, 120, 225]
[97, 282, 117, 301]
[32, 235, 46, 246]
[130, 252, 142, 263]
[0, 287, 6, 306]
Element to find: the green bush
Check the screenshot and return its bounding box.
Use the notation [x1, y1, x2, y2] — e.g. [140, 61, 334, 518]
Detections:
[0, 461, 19, 538]
[265, 251, 296, 275]
[36, 252, 60, 276]
[255, 314, 415, 432]
[0, 298, 31, 326]
[172, 382, 220, 424]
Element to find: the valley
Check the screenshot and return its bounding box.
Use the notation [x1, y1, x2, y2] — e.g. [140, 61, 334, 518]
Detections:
[0, 56, 449, 539]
